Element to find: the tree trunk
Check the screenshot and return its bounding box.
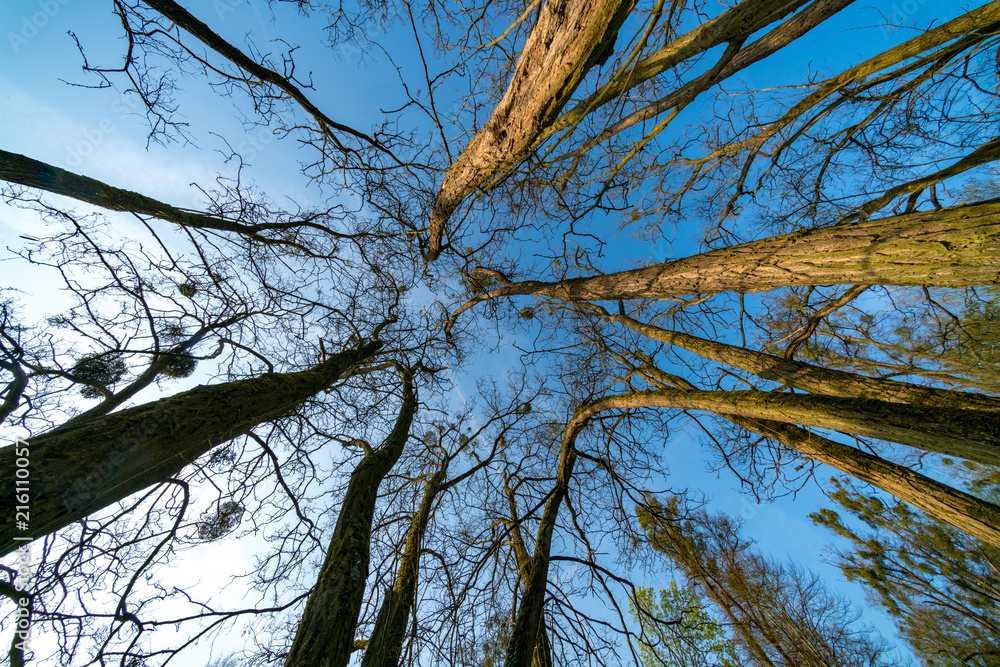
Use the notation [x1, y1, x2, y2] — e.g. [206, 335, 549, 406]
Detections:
[475, 201, 1000, 300]
[544, 0, 813, 145]
[612, 314, 1000, 412]
[0, 150, 341, 250]
[283, 369, 415, 667]
[360, 464, 444, 667]
[635, 370, 1000, 547]
[504, 419, 580, 667]
[573, 389, 1000, 466]
[504, 480, 554, 667]
[0, 149, 272, 238]
[426, 0, 635, 261]
[730, 416, 1000, 549]
[0, 342, 380, 558]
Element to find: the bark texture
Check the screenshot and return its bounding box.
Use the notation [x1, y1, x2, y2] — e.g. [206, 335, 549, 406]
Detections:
[505, 482, 554, 667]
[426, 0, 635, 261]
[0, 342, 380, 558]
[478, 201, 1000, 301]
[360, 465, 445, 667]
[630, 369, 1000, 547]
[574, 389, 1000, 466]
[504, 408, 586, 667]
[613, 315, 1000, 412]
[731, 416, 1000, 549]
[283, 369, 415, 667]
[545, 0, 812, 143]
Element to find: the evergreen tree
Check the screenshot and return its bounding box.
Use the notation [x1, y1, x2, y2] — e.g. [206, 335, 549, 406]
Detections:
[639, 497, 897, 667]
[812, 474, 1000, 667]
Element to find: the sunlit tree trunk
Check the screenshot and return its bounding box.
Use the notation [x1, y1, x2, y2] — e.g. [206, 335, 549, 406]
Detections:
[729, 416, 1000, 549]
[611, 314, 1000, 412]
[574, 389, 1000, 466]
[283, 368, 415, 667]
[426, 0, 636, 261]
[627, 363, 1000, 547]
[463, 201, 1000, 301]
[0, 341, 380, 558]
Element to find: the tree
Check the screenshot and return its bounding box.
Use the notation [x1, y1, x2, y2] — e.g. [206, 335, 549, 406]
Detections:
[812, 475, 1000, 667]
[4, 0, 1000, 664]
[629, 583, 739, 667]
[450, 200, 1000, 303]
[580, 307, 1000, 546]
[283, 365, 414, 667]
[359, 406, 512, 667]
[638, 497, 897, 667]
[0, 338, 380, 558]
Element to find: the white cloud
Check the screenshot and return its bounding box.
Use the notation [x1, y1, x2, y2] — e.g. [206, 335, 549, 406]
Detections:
[0, 76, 225, 210]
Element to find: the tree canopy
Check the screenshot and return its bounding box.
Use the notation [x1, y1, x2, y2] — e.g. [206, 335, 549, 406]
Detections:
[1, 0, 999, 665]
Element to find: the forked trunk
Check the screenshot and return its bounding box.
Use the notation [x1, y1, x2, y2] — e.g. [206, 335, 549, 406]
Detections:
[360, 464, 444, 667]
[426, 0, 635, 261]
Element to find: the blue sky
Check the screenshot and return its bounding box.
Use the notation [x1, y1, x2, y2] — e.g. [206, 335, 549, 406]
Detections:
[0, 0, 983, 663]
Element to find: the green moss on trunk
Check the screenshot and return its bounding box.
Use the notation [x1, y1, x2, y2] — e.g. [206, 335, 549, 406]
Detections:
[283, 370, 415, 667]
[0, 342, 380, 558]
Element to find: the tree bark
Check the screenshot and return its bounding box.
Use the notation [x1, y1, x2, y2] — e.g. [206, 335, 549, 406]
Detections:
[730, 416, 1000, 549]
[632, 366, 1000, 546]
[564, 0, 856, 158]
[504, 416, 580, 667]
[359, 464, 444, 667]
[0, 341, 380, 558]
[283, 369, 415, 667]
[544, 0, 813, 146]
[471, 201, 1000, 301]
[0, 149, 329, 245]
[611, 314, 1000, 412]
[504, 480, 554, 667]
[573, 389, 1000, 466]
[426, 0, 635, 262]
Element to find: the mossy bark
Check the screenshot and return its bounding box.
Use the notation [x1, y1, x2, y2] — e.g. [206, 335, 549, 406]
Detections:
[0, 342, 380, 558]
[283, 370, 415, 667]
[613, 315, 1000, 412]
[426, 0, 636, 261]
[574, 389, 1000, 466]
[480, 201, 1000, 300]
[505, 488, 554, 667]
[504, 416, 581, 667]
[360, 465, 444, 667]
[730, 416, 1000, 549]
